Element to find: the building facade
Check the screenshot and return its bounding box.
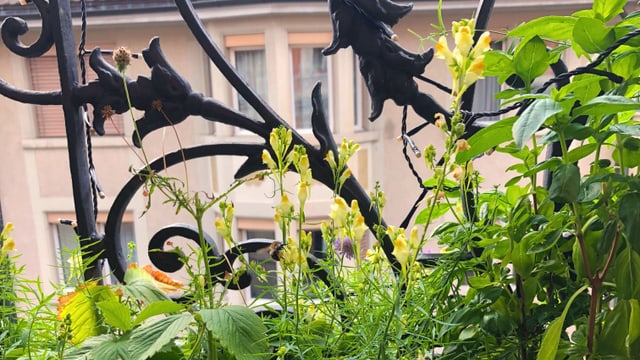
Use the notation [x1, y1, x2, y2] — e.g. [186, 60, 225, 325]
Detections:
[0, 0, 619, 302]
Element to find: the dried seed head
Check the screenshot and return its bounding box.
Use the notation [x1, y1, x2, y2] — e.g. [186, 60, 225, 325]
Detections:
[113, 46, 132, 72]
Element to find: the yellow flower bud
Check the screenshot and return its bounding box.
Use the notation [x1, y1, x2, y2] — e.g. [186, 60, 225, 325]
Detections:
[262, 149, 276, 170]
[456, 139, 471, 152]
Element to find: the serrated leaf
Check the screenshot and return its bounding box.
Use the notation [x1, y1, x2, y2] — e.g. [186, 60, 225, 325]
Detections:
[133, 301, 185, 327]
[121, 265, 170, 304]
[513, 36, 549, 85]
[92, 333, 131, 360]
[548, 164, 580, 203]
[513, 99, 562, 149]
[573, 17, 616, 54]
[508, 16, 577, 41]
[199, 306, 268, 360]
[129, 314, 194, 360]
[97, 300, 132, 332]
[64, 334, 115, 360]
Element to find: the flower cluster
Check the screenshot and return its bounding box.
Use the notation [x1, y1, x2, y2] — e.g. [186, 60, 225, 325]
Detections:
[388, 226, 421, 272]
[435, 19, 491, 99]
[262, 127, 293, 172]
[325, 138, 360, 193]
[322, 197, 368, 260]
[214, 201, 235, 247]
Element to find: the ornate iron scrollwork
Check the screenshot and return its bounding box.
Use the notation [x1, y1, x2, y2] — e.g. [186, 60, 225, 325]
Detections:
[0, 0, 499, 294]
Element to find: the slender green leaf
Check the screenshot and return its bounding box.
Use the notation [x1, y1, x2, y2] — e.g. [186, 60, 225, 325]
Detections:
[548, 164, 580, 203]
[508, 16, 577, 41]
[537, 285, 588, 360]
[97, 300, 132, 332]
[133, 301, 185, 327]
[129, 314, 194, 360]
[199, 306, 269, 360]
[513, 99, 562, 149]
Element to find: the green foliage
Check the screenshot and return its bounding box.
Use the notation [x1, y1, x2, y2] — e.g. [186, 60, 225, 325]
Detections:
[6, 1, 640, 359]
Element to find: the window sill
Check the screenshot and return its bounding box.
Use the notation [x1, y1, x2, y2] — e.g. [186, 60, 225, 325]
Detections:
[22, 136, 129, 150]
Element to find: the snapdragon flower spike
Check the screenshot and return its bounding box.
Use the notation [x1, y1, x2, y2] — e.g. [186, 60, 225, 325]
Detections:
[435, 18, 491, 97]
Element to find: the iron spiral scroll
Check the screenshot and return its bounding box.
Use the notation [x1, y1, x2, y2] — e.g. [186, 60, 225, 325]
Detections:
[0, 0, 498, 294]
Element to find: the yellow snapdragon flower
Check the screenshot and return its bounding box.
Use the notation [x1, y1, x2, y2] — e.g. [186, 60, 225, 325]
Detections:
[435, 18, 491, 98]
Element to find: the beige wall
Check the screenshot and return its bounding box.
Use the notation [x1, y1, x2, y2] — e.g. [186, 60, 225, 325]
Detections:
[1, 1, 634, 295]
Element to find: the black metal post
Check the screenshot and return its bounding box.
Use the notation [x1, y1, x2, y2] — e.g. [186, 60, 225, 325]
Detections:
[50, 0, 101, 280]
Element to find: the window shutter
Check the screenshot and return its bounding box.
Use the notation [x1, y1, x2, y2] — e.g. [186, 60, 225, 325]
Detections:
[29, 55, 124, 137]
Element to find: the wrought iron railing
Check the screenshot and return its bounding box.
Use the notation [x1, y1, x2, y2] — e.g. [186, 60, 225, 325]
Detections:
[0, 0, 502, 291]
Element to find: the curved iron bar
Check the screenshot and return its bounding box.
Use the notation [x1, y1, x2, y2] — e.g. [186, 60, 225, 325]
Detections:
[0, 0, 53, 58]
[103, 142, 344, 299]
[0, 1, 61, 105]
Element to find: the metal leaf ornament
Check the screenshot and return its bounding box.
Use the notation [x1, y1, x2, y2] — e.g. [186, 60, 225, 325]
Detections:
[324, 0, 448, 123]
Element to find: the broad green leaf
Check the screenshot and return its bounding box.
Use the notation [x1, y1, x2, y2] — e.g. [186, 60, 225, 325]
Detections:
[563, 123, 595, 141]
[121, 265, 170, 304]
[133, 301, 185, 327]
[573, 95, 640, 118]
[199, 306, 269, 360]
[572, 17, 615, 54]
[57, 284, 117, 344]
[616, 247, 640, 300]
[557, 74, 605, 103]
[592, 0, 626, 22]
[566, 143, 597, 163]
[129, 313, 194, 360]
[619, 192, 640, 253]
[610, 124, 640, 136]
[537, 285, 588, 360]
[91, 333, 131, 360]
[97, 300, 132, 332]
[548, 164, 580, 203]
[483, 51, 514, 83]
[508, 16, 577, 41]
[630, 299, 640, 346]
[64, 334, 115, 360]
[611, 51, 640, 79]
[598, 300, 630, 357]
[415, 203, 451, 224]
[456, 117, 517, 163]
[513, 36, 549, 85]
[513, 99, 562, 149]
[523, 157, 562, 177]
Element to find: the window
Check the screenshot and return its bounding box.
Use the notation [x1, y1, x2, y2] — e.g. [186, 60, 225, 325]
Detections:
[232, 49, 268, 122]
[51, 213, 135, 284]
[29, 54, 124, 137]
[290, 46, 329, 129]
